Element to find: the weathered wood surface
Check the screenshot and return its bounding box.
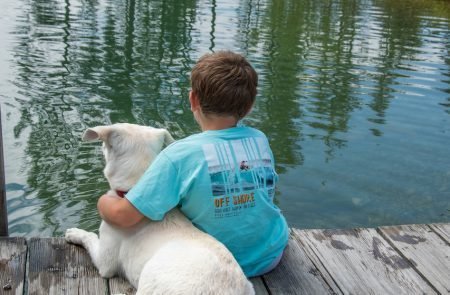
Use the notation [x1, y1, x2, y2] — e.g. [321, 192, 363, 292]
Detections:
[296, 227, 436, 294]
[379, 224, 449, 294]
[0, 223, 448, 294]
[263, 233, 337, 294]
[429, 223, 450, 243]
[108, 276, 136, 295]
[0, 237, 26, 295]
[27, 238, 107, 295]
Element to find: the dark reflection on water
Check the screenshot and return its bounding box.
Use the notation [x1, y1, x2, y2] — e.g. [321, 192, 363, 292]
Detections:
[1, 0, 449, 236]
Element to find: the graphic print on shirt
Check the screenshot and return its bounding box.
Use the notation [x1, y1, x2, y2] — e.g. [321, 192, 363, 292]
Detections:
[202, 137, 277, 219]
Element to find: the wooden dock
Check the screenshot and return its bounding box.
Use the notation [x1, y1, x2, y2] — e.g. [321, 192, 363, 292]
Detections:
[0, 223, 449, 294]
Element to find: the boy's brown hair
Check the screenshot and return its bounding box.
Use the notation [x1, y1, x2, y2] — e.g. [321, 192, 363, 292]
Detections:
[190, 51, 258, 120]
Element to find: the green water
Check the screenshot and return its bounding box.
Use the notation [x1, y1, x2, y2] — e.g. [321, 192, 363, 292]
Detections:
[1, 0, 449, 237]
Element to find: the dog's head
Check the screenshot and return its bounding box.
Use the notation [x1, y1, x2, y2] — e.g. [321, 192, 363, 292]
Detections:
[82, 123, 174, 192]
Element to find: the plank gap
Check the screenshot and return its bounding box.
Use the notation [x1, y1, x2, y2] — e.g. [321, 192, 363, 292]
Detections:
[376, 227, 441, 294]
[263, 231, 337, 294]
[427, 224, 450, 246]
[260, 276, 271, 295]
[298, 228, 435, 294]
[24, 238, 29, 295]
[378, 224, 450, 294]
[292, 229, 343, 294]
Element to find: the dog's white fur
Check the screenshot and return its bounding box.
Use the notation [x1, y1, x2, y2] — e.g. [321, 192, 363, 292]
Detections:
[65, 123, 254, 295]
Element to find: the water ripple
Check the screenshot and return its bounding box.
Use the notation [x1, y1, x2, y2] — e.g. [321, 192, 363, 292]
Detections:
[1, 0, 449, 235]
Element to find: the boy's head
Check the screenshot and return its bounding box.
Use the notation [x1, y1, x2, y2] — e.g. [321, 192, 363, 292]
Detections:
[190, 51, 258, 120]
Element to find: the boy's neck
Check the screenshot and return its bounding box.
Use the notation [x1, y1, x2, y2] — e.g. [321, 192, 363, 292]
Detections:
[196, 113, 238, 131]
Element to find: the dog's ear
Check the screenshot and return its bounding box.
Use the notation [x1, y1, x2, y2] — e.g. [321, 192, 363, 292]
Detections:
[82, 126, 111, 142]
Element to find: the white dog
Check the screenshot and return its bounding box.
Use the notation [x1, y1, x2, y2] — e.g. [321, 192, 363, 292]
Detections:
[65, 123, 254, 295]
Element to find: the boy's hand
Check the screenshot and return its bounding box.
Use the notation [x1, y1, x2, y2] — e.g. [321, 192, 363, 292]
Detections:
[97, 194, 145, 228]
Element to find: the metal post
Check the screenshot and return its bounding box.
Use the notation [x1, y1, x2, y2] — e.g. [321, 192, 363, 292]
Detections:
[0, 105, 8, 236]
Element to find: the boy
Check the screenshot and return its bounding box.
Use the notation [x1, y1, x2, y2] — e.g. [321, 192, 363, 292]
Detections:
[97, 51, 289, 277]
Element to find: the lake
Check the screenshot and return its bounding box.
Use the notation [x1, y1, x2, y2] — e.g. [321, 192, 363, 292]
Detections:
[0, 0, 449, 237]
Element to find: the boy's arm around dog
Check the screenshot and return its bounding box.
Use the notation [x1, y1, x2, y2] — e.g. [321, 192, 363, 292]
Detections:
[98, 194, 145, 227]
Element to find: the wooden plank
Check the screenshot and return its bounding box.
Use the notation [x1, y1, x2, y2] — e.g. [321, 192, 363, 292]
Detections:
[296, 228, 436, 294]
[379, 224, 449, 294]
[0, 237, 27, 294]
[262, 233, 337, 294]
[0, 106, 8, 237]
[109, 276, 136, 295]
[429, 223, 450, 244]
[1, 224, 446, 294]
[250, 277, 269, 295]
[27, 237, 108, 295]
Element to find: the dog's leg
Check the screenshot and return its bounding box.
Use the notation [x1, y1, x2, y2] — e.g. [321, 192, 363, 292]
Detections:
[65, 227, 119, 278]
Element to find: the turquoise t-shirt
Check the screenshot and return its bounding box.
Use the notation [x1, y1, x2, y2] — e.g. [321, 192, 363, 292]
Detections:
[126, 126, 289, 277]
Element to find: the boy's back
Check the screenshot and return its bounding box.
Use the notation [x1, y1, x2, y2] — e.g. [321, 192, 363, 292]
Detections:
[128, 125, 289, 277]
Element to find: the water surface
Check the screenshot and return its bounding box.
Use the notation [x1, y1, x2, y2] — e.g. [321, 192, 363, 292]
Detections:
[1, 0, 449, 236]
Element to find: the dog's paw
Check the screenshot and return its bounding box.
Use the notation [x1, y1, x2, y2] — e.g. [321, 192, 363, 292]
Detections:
[65, 228, 91, 245]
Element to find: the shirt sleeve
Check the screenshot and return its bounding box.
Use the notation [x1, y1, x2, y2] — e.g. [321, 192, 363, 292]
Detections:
[125, 151, 181, 220]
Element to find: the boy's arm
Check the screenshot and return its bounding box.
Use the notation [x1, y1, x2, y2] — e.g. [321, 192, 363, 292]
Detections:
[97, 194, 145, 227]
